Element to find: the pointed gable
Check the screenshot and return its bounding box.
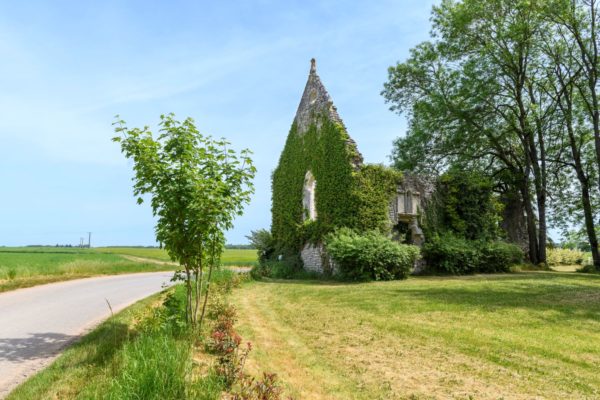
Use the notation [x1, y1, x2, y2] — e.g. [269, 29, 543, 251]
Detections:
[294, 58, 344, 135]
[293, 59, 363, 167]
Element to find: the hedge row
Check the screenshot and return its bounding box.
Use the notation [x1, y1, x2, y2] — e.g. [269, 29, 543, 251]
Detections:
[422, 234, 523, 274]
[547, 247, 586, 266]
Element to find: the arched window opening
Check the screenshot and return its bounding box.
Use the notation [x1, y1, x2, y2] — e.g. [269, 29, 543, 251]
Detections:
[303, 171, 317, 221]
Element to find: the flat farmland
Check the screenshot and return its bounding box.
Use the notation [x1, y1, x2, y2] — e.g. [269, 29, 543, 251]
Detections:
[94, 247, 258, 266]
[0, 247, 257, 293]
[0, 248, 171, 293]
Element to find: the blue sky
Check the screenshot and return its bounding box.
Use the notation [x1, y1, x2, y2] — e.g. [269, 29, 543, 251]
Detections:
[0, 0, 437, 246]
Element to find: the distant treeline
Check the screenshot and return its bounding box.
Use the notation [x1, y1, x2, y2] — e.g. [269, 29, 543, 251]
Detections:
[224, 244, 255, 250]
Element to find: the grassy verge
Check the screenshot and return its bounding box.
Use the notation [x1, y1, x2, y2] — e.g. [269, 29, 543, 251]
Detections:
[7, 269, 242, 400]
[232, 271, 600, 399]
[6, 291, 165, 399]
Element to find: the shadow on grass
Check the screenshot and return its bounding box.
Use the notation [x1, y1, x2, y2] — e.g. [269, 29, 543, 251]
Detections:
[392, 284, 600, 323]
[257, 270, 600, 285]
[73, 321, 132, 366]
[254, 271, 600, 321]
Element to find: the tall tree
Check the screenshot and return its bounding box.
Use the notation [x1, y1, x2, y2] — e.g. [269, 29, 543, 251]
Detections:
[542, 6, 600, 267]
[547, 0, 600, 194]
[385, 0, 600, 267]
[384, 0, 555, 264]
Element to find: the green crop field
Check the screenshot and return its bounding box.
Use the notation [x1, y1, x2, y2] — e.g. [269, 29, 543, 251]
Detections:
[0, 247, 257, 293]
[95, 247, 257, 265]
[0, 248, 173, 293]
[94, 247, 173, 261]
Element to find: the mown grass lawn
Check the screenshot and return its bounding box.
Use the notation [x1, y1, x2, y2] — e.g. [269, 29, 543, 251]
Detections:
[232, 272, 600, 399]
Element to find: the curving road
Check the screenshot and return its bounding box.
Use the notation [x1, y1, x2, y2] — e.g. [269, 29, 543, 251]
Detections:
[0, 272, 173, 398]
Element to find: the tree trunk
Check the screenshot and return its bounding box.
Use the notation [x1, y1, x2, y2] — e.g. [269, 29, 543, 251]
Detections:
[591, 94, 600, 192]
[531, 135, 547, 266]
[517, 75, 547, 265]
[500, 189, 529, 252]
[199, 264, 214, 330]
[199, 238, 218, 329]
[536, 190, 547, 265]
[580, 179, 600, 268]
[194, 265, 203, 327]
[185, 267, 193, 326]
[574, 1, 600, 193]
[589, 1, 600, 193]
[563, 91, 600, 269]
[520, 180, 539, 264]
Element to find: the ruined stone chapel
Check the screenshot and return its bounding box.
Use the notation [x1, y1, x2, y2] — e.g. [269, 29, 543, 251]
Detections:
[271, 59, 431, 273]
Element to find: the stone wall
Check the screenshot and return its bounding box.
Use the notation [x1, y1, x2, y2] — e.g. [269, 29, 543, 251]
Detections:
[399, 173, 436, 202]
[389, 197, 399, 226]
[301, 242, 325, 273]
[301, 242, 338, 275]
[294, 59, 363, 169]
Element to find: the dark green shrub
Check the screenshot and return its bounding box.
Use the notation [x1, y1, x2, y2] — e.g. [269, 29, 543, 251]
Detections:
[480, 241, 523, 273]
[422, 234, 480, 275]
[577, 264, 600, 274]
[246, 229, 276, 264]
[422, 234, 523, 274]
[325, 229, 420, 281]
[250, 259, 320, 280]
[268, 261, 299, 279]
[250, 263, 269, 280]
[435, 169, 503, 241]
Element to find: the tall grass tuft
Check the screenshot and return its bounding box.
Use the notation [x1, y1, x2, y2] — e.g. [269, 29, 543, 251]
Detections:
[101, 334, 191, 400]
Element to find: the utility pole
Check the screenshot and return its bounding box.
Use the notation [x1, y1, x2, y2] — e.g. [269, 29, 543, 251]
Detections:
[88, 232, 92, 248]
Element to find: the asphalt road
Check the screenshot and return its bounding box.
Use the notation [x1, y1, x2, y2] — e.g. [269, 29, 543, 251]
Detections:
[0, 272, 173, 398]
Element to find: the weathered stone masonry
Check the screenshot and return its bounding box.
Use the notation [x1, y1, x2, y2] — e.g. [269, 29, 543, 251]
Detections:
[276, 59, 429, 273]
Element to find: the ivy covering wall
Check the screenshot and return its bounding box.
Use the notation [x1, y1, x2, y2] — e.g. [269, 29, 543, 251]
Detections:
[271, 115, 402, 255]
[422, 169, 503, 241]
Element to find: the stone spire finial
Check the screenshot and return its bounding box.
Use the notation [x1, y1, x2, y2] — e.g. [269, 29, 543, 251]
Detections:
[310, 58, 316, 74]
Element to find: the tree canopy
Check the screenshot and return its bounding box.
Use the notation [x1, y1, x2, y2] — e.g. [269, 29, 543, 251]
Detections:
[114, 114, 256, 326]
[383, 0, 600, 269]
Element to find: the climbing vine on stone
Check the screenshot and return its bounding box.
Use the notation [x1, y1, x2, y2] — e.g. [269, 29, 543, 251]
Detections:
[271, 115, 401, 257]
